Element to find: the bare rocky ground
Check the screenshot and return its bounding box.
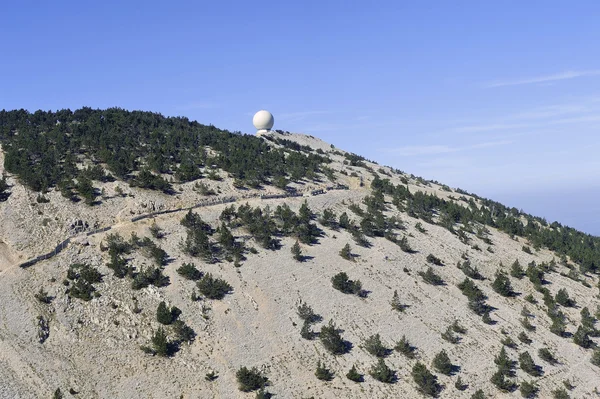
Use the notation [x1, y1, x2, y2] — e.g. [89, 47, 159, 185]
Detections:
[0, 133, 598, 398]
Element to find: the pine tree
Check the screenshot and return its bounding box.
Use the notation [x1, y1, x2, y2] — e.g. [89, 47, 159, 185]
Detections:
[411, 362, 440, 397]
[236, 366, 269, 392]
[519, 351, 542, 376]
[156, 301, 174, 325]
[490, 370, 516, 392]
[339, 243, 353, 260]
[555, 288, 575, 307]
[591, 348, 600, 367]
[492, 271, 514, 297]
[494, 347, 515, 376]
[320, 320, 348, 355]
[151, 327, 169, 357]
[471, 389, 486, 399]
[363, 334, 390, 357]
[520, 380, 538, 398]
[395, 335, 417, 358]
[369, 358, 396, 383]
[315, 361, 334, 381]
[510, 259, 525, 278]
[300, 319, 313, 340]
[455, 376, 467, 391]
[432, 350, 453, 375]
[346, 365, 363, 382]
[573, 325, 592, 348]
[390, 290, 407, 312]
[291, 240, 303, 262]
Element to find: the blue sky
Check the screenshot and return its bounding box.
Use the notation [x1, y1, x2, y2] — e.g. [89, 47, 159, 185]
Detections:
[2, 1, 600, 234]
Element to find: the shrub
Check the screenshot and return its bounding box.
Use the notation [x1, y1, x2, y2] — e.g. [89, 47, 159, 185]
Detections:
[156, 301, 181, 325]
[363, 334, 390, 357]
[369, 358, 396, 383]
[520, 380, 538, 398]
[411, 362, 440, 397]
[346, 365, 363, 382]
[131, 267, 169, 290]
[555, 288, 575, 307]
[150, 327, 169, 357]
[255, 388, 272, 399]
[492, 271, 514, 297]
[291, 240, 303, 262]
[315, 361, 334, 381]
[538, 348, 557, 364]
[331, 272, 363, 296]
[197, 273, 232, 299]
[451, 320, 467, 334]
[510, 260, 525, 278]
[522, 245, 532, 254]
[573, 325, 593, 348]
[494, 347, 515, 377]
[432, 350, 453, 375]
[236, 367, 269, 392]
[490, 370, 516, 392]
[297, 301, 321, 324]
[519, 351, 542, 376]
[35, 288, 52, 304]
[320, 320, 350, 355]
[300, 319, 314, 340]
[399, 236, 413, 253]
[395, 335, 417, 358]
[426, 254, 443, 266]
[455, 376, 467, 391]
[418, 267, 444, 285]
[176, 263, 202, 280]
[552, 388, 570, 399]
[172, 320, 195, 343]
[441, 326, 460, 344]
[520, 317, 535, 331]
[390, 290, 408, 312]
[592, 348, 600, 367]
[518, 331, 532, 344]
[471, 389, 485, 399]
[339, 243, 353, 260]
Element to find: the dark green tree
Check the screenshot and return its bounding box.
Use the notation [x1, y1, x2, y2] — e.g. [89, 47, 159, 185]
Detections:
[432, 350, 453, 375]
[236, 367, 269, 392]
[315, 361, 334, 381]
[369, 358, 396, 383]
[492, 271, 514, 297]
[197, 273, 232, 299]
[573, 325, 593, 348]
[363, 334, 390, 358]
[291, 240, 303, 262]
[320, 320, 349, 355]
[339, 243, 353, 260]
[411, 362, 440, 397]
[395, 335, 417, 358]
[519, 351, 542, 376]
[346, 365, 363, 382]
[520, 380, 538, 398]
[176, 262, 202, 280]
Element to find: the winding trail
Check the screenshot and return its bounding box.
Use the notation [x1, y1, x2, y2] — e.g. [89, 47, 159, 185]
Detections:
[12, 185, 352, 271]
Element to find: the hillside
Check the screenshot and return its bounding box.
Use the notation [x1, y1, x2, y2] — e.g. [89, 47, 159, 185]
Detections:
[0, 108, 599, 399]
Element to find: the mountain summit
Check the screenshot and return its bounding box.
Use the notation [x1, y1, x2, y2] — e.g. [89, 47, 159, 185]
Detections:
[0, 108, 598, 398]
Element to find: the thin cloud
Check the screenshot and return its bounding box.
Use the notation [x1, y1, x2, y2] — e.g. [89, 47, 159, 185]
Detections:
[384, 140, 512, 157]
[483, 70, 600, 88]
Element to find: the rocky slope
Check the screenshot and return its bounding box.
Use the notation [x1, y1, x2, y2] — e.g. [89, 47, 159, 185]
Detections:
[0, 131, 599, 399]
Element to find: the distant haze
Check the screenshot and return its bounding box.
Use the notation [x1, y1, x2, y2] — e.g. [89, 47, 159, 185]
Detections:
[483, 186, 600, 237]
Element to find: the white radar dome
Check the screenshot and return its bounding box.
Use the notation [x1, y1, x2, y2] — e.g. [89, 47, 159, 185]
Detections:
[253, 110, 274, 135]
